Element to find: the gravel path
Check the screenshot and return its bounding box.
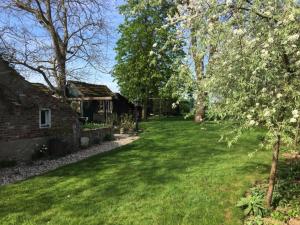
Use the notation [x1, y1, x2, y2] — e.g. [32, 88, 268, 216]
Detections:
[0, 134, 139, 186]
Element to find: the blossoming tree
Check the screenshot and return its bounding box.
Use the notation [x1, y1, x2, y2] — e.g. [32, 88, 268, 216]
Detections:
[170, 0, 300, 207]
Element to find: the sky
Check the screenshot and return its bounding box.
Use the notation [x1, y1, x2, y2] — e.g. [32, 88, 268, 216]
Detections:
[26, 1, 124, 92]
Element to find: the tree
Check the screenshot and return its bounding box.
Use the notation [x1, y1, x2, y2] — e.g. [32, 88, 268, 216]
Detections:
[113, 0, 185, 119]
[0, 0, 109, 97]
[171, 0, 300, 207]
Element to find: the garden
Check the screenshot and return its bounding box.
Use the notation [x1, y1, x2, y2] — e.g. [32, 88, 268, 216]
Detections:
[0, 118, 298, 225]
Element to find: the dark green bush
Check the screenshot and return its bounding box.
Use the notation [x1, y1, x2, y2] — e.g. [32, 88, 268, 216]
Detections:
[103, 134, 115, 142]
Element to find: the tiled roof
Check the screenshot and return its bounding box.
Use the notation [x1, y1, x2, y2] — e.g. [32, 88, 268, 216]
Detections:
[31, 83, 54, 95]
[67, 81, 113, 98]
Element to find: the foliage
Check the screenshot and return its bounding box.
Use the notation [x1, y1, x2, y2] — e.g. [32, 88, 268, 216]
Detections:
[103, 133, 115, 142]
[82, 122, 108, 130]
[0, 0, 110, 94]
[237, 194, 266, 217]
[48, 138, 71, 157]
[113, 0, 186, 106]
[120, 114, 135, 132]
[0, 119, 271, 225]
[241, 160, 300, 223]
[244, 216, 263, 225]
[31, 144, 49, 160]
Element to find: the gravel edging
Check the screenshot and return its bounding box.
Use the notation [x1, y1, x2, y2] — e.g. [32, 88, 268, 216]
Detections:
[0, 134, 139, 186]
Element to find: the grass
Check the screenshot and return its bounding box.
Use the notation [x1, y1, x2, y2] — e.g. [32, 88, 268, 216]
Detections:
[0, 118, 272, 225]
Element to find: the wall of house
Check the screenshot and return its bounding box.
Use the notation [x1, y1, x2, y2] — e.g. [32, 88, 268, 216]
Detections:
[0, 59, 79, 161]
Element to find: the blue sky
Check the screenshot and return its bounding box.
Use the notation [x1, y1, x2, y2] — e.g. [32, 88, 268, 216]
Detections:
[26, 1, 124, 92]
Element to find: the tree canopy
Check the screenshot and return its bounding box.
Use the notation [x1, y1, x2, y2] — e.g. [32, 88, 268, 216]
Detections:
[113, 0, 186, 117]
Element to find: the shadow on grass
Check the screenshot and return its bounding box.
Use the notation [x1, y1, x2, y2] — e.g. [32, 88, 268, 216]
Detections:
[0, 119, 272, 224]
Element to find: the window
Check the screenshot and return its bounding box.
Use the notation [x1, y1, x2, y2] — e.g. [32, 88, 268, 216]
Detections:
[39, 108, 51, 128]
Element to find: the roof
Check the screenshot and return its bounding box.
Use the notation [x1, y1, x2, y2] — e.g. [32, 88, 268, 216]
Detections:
[67, 81, 114, 98]
[0, 58, 73, 110]
[31, 83, 54, 95]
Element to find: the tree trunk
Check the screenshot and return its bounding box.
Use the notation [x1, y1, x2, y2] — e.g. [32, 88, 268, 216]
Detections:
[190, 29, 205, 123]
[195, 92, 205, 123]
[266, 135, 281, 208]
[142, 98, 148, 120]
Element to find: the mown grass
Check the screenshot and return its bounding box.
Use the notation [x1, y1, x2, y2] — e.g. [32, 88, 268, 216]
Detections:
[0, 118, 271, 225]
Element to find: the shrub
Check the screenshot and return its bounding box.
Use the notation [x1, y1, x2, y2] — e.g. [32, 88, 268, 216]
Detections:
[237, 194, 266, 217]
[83, 122, 108, 130]
[120, 114, 135, 132]
[31, 144, 49, 160]
[48, 138, 71, 157]
[103, 133, 115, 142]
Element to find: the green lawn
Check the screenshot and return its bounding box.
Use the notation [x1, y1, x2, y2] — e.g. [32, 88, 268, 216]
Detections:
[0, 118, 271, 225]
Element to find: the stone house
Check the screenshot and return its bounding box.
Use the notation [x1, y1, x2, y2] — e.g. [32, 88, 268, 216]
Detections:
[0, 59, 79, 161]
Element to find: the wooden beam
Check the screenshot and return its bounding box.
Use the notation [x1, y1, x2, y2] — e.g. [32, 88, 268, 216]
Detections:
[67, 97, 112, 101]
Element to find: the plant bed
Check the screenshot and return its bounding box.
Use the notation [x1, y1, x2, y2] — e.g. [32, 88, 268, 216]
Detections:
[238, 158, 300, 225]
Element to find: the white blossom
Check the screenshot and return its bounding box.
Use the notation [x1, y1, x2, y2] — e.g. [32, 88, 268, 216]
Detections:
[264, 110, 270, 117]
[249, 120, 256, 126]
[276, 93, 282, 98]
[290, 118, 297, 123]
[287, 34, 299, 42]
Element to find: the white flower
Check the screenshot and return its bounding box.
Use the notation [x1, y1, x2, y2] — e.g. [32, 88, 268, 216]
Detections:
[261, 88, 267, 93]
[287, 34, 299, 42]
[290, 118, 297, 123]
[261, 49, 269, 58]
[149, 51, 154, 56]
[264, 110, 270, 117]
[233, 28, 245, 35]
[268, 37, 274, 43]
[276, 93, 282, 98]
[292, 109, 299, 115]
[256, 103, 260, 106]
[247, 114, 252, 119]
[226, 0, 233, 6]
[152, 43, 158, 48]
[249, 120, 256, 126]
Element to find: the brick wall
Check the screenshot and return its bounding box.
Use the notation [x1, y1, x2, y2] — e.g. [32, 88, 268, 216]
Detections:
[0, 59, 80, 161]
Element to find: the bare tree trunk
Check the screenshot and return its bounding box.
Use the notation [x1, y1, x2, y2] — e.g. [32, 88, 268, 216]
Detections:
[266, 135, 281, 208]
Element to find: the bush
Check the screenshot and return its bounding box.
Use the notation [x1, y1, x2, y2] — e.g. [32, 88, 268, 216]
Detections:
[82, 122, 107, 130]
[120, 114, 135, 132]
[31, 144, 49, 160]
[48, 138, 71, 157]
[103, 133, 115, 142]
[237, 194, 266, 217]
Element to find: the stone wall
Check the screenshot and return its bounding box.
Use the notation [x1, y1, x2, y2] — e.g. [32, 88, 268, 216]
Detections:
[81, 127, 113, 146]
[0, 58, 79, 161]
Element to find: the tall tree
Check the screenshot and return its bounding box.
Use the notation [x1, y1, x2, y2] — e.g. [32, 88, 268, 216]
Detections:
[0, 0, 109, 97]
[171, 0, 300, 207]
[113, 0, 185, 119]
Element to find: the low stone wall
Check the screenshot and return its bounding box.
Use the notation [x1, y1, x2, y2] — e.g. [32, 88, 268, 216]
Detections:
[0, 134, 77, 162]
[81, 127, 113, 147]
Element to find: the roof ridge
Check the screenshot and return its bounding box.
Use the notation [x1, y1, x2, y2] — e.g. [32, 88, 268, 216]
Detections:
[68, 80, 108, 87]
